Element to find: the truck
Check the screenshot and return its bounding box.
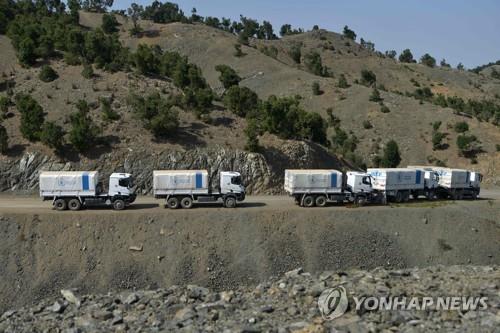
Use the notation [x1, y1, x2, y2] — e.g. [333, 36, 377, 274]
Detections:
[367, 168, 439, 202]
[39, 171, 136, 211]
[284, 169, 376, 207]
[153, 170, 246, 208]
[407, 166, 482, 199]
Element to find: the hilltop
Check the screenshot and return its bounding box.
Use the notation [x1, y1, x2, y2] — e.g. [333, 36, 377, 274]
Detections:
[0, 3, 499, 191]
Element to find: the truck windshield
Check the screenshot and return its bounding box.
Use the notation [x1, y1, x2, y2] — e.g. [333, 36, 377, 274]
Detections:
[231, 176, 242, 185]
[119, 177, 134, 188]
[362, 176, 371, 185]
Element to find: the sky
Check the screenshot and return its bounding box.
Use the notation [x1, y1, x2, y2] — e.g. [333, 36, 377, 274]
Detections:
[111, 0, 500, 68]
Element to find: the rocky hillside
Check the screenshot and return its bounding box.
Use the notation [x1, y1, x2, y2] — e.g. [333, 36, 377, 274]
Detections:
[0, 8, 499, 191]
[1, 266, 498, 332]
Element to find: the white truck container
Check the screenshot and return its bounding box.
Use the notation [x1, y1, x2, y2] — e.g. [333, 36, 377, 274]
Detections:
[153, 170, 245, 208]
[284, 169, 375, 207]
[407, 166, 481, 199]
[367, 168, 438, 202]
[39, 171, 136, 210]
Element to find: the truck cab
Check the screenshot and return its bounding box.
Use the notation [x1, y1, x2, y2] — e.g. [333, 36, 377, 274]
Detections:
[423, 170, 439, 190]
[220, 171, 246, 201]
[346, 172, 373, 194]
[108, 173, 136, 201]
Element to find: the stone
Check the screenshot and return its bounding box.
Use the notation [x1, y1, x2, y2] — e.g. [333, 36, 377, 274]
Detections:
[50, 300, 67, 313]
[124, 293, 139, 305]
[61, 289, 81, 307]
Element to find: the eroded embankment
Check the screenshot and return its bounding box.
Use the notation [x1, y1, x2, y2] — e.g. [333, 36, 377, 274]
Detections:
[0, 201, 499, 312]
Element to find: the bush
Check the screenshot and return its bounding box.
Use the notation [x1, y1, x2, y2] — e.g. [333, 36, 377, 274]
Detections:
[15, 93, 45, 141]
[380, 105, 390, 113]
[337, 74, 349, 88]
[234, 44, 244, 57]
[102, 13, 119, 34]
[363, 120, 373, 129]
[128, 93, 180, 137]
[454, 121, 469, 133]
[432, 121, 442, 131]
[223, 86, 259, 117]
[399, 49, 415, 63]
[420, 53, 436, 67]
[312, 81, 322, 95]
[456, 134, 481, 158]
[496, 144, 500, 152]
[69, 100, 100, 152]
[369, 87, 382, 102]
[432, 131, 446, 150]
[149, 108, 180, 138]
[81, 63, 94, 79]
[304, 52, 328, 77]
[100, 97, 120, 122]
[289, 44, 301, 64]
[40, 121, 65, 151]
[0, 96, 10, 115]
[360, 69, 377, 86]
[380, 140, 401, 167]
[215, 65, 241, 89]
[39, 65, 58, 82]
[0, 124, 8, 154]
[183, 88, 214, 117]
[343, 25, 356, 40]
[244, 119, 260, 152]
[64, 52, 81, 65]
[331, 127, 358, 154]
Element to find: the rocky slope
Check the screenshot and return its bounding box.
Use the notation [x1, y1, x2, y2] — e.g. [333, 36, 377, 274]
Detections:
[1, 266, 498, 332]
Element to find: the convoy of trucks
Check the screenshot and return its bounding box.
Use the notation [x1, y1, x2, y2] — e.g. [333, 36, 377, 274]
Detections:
[38, 166, 482, 210]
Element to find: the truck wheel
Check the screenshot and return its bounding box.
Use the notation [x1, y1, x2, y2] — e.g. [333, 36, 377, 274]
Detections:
[471, 192, 478, 200]
[167, 197, 179, 209]
[395, 191, 403, 203]
[113, 199, 125, 211]
[54, 199, 67, 211]
[315, 195, 327, 207]
[224, 197, 236, 208]
[181, 197, 193, 209]
[303, 195, 315, 208]
[68, 198, 82, 211]
[355, 196, 366, 207]
[403, 191, 410, 202]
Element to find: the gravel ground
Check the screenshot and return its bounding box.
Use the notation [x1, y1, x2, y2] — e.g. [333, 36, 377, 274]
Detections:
[1, 266, 498, 332]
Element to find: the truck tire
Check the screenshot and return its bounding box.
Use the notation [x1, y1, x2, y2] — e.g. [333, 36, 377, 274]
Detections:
[303, 195, 315, 208]
[167, 197, 179, 209]
[68, 198, 82, 211]
[471, 191, 478, 200]
[113, 199, 125, 210]
[224, 196, 236, 208]
[395, 191, 403, 203]
[403, 191, 410, 202]
[355, 196, 366, 207]
[181, 197, 193, 209]
[54, 199, 67, 211]
[315, 195, 327, 207]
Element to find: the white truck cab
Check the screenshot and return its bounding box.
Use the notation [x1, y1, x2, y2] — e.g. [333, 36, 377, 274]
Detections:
[108, 173, 135, 197]
[220, 171, 245, 196]
[423, 170, 439, 190]
[346, 172, 373, 194]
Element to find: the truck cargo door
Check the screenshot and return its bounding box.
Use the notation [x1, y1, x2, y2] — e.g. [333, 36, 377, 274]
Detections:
[196, 172, 203, 189]
[416, 170, 421, 184]
[82, 173, 90, 191]
[331, 173, 337, 188]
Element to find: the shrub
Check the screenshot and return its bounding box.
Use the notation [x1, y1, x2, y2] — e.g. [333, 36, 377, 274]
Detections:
[496, 144, 500, 152]
[100, 97, 120, 122]
[343, 25, 356, 40]
[369, 87, 382, 102]
[420, 53, 436, 67]
[432, 121, 442, 131]
[0, 124, 7, 154]
[337, 74, 349, 88]
[399, 49, 415, 63]
[223, 86, 259, 117]
[64, 52, 81, 66]
[304, 52, 328, 77]
[128, 93, 179, 138]
[454, 121, 469, 133]
[360, 69, 376, 86]
[289, 44, 301, 64]
[102, 13, 119, 34]
[40, 121, 65, 151]
[380, 140, 401, 167]
[432, 131, 446, 150]
[149, 107, 180, 138]
[0, 96, 10, 115]
[15, 93, 45, 141]
[312, 81, 322, 95]
[69, 100, 100, 152]
[244, 119, 260, 152]
[215, 64, 241, 89]
[363, 120, 373, 129]
[456, 134, 481, 157]
[39, 65, 58, 82]
[234, 44, 244, 57]
[183, 88, 214, 117]
[331, 127, 358, 154]
[81, 63, 94, 79]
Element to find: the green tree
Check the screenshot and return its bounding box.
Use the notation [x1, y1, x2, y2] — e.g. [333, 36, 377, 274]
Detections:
[15, 93, 45, 141]
[81, 63, 94, 78]
[18, 37, 36, 66]
[343, 25, 356, 40]
[82, 0, 114, 13]
[132, 44, 158, 75]
[0, 124, 8, 154]
[440, 59, 451, 68]
[399, 49, 415, 63]
[127, 3, 143, 36]
[67, 0, 81, 23]
[128, 92, 179, 137]
[304, 51, 328, 77]
[244, 119, 260, 152]
[215, 64, 241, 89]
[457, 62, 464, 70]
[69, 100, 100, 152]
[223, 86, 259, 117]
[40, 121, 65, 151]
[289, 44, 302, 64]
[337, 74, 349, 88]
[420, 53, 436, 67]
[380, 140, 401, 167]
[369, 87, 382, 102]
[456, 134, 481, 158]
[102, 13, 119, 34]
[39, 65, 58, 82]
[385, 50, 397, 59]
[432, 131, 446, 150]
[0, 96, 10, 116]
[312, 81, 322, 95]
[100, 97, 120, 121]
[149, 107, 179, 138]
[454, 121, 469, 133]
[360, 69, 377, 86]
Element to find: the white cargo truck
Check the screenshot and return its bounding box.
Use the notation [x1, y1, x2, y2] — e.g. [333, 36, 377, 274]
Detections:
[407, 166, 482, 199]
[153, 170, 246, 208]
[39, 171, 136, 211]
[367, 168, 439, 202]
[284, 169, 375, 207]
